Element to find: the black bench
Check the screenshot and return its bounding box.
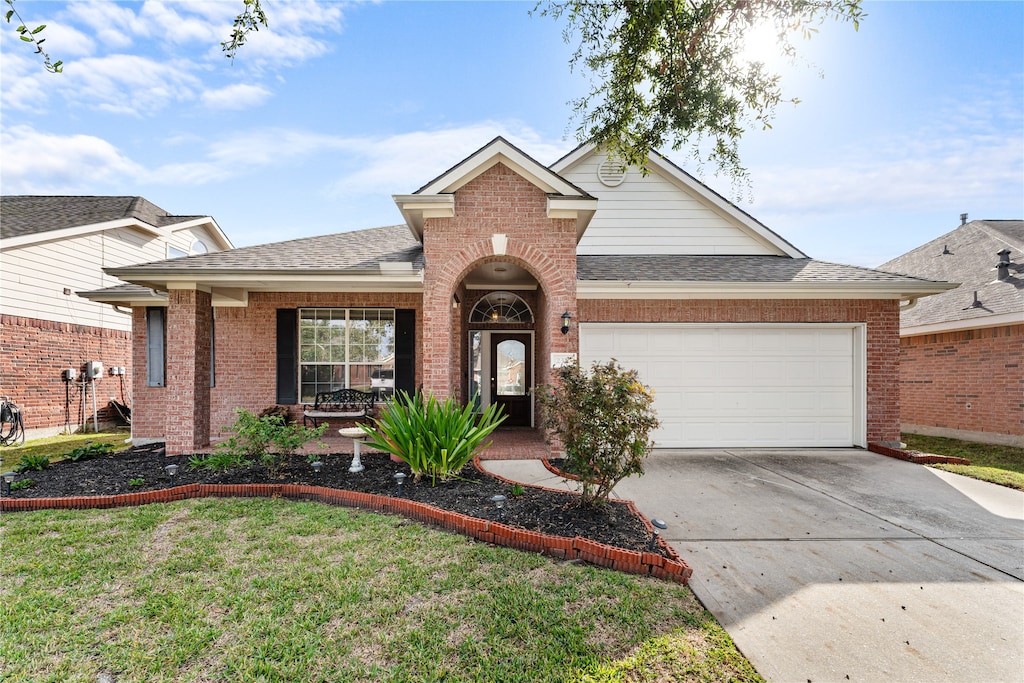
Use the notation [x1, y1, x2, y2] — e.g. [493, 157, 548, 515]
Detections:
[302, 388, 375, 428]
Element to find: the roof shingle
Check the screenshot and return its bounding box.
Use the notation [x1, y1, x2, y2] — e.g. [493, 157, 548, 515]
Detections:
[0, 196, 204, 240]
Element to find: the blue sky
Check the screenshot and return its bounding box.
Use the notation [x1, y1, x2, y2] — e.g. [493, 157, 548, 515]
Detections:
[2, 0, 1021, 267]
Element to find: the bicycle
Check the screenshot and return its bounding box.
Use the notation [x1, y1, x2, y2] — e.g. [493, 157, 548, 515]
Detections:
[0, 397, 26, 446]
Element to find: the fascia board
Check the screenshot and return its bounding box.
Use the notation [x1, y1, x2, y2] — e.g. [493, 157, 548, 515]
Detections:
[77, 287, 166, 306]
[549, 143, 596, 174]
[106, 270, 425, 294]
[578, 280, 959, 300]
[1, 218, 165, 249]
[169, 217, 234, 250]
[392, 194, 455, 242]
[419, 140, 586, 198]
[901, 311, 1024, 337]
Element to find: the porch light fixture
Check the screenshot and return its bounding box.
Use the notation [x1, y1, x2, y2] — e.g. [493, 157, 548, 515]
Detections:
[393, 471, 407, 496]
[490, 494, 507, 521]
[560, 311, 572, 335]
[311, 461, 324, 480]
[1, 472, 16, 496]
[164, 463, 179, 486]
[649, 518, 668, 551]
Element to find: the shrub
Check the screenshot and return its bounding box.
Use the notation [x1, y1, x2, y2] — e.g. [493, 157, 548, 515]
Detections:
[215, 409, 326, 474]
[64, 442, 113, 462]
[360, 391, 506, 484]
[14, 454, 50, 473]
[537, 360, 659, 507]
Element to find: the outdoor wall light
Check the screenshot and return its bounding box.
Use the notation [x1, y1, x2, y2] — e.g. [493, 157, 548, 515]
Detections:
[164, 463, 179, 486]
[490, 494, 507, 521]
[1, 471, 16, 496]
[393, 471, 407, 496]
[560, 311, 572, 335]
[649, 518, 668, 551]
[311, 461, 324, 480]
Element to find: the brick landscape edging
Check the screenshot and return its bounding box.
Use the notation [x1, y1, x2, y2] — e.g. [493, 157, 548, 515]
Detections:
[868, 442, 971, 466]
[0, 474, 692, 585]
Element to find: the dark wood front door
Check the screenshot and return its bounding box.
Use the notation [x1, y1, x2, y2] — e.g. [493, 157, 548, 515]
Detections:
[490, 333, 532, 427]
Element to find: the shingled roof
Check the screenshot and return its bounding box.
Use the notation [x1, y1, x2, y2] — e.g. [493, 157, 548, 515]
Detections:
[577, 255, 941, 284]
[0, 196, 205, 240]
[107, 224, 423, 274]
[877, 220, 1023, 328]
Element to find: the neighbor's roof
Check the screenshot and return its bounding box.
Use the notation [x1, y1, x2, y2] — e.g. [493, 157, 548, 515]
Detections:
[877, 220, 1023, 330]
[0, 196, 205, 239]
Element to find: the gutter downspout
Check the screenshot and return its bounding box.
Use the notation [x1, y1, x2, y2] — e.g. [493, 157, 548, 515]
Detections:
[900, 298, 919, 311]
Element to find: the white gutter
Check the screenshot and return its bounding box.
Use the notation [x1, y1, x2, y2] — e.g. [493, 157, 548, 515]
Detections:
[578, 280, 959, 300]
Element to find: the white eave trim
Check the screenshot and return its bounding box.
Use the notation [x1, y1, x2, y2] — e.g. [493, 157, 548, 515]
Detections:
[1, 218, 164, 249]
[392, 194, 455, 242]
[168, 217, 234, 250]
[577, 280, 958, 300]
[901, 311, 1024, 337]
[547, 196, 599, 242]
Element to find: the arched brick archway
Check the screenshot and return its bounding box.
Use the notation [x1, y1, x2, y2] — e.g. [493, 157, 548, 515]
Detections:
[421, 235, 577, 404]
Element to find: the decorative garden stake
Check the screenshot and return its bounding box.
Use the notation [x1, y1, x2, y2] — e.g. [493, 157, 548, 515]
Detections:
[649, 518, 668, 551]
[491, 494, 507, 521]
[393, 471, 406, 496]
[311, 460, 323, 480]
[1, 471, 16, 496]
[164, 463, 179, 486]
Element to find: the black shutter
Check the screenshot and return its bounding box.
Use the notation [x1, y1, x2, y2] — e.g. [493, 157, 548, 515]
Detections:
[395, 309, 415, 395]
[276, 309, 298, 404]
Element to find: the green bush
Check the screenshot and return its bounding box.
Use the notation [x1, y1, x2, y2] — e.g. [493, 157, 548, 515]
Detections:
[64, 442, 113, 462]
[537, 360, 659, 507]
[188, 451, 251, 472]
[14, 454, 50, 473]
[214, 409, 326, 474]
[360, 391, 505, 484]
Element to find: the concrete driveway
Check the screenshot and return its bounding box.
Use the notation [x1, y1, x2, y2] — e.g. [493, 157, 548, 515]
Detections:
[485, 449, 1024, 682]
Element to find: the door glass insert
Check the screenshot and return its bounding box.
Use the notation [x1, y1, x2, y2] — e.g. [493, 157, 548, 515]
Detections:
[496, 340, 526, 396]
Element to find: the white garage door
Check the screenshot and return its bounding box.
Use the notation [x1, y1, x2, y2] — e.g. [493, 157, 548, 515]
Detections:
[579, 324, 864, 448]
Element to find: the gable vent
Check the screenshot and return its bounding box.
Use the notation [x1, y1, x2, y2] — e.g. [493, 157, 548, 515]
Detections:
[597, 157, 628, 187]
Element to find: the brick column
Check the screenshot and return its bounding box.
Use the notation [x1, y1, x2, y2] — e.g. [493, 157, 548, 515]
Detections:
[165, 287, 212, 455]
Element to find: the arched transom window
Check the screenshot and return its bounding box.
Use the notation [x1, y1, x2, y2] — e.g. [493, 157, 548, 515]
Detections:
[470, 291, 533, 324]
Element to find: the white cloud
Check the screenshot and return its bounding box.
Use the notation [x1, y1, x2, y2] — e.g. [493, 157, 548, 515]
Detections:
[200, 82, 272, 110]
[63, 53, 201, 115]
[0, 125, 144, 193]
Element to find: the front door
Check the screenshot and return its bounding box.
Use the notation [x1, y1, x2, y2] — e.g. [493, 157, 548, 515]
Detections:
[490, 333, 532, 426]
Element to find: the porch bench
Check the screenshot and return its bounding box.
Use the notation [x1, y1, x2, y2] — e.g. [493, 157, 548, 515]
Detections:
[302, 388, 375, 428]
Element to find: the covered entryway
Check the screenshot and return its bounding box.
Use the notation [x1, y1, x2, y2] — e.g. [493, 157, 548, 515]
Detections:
[579, 323, 865, 448]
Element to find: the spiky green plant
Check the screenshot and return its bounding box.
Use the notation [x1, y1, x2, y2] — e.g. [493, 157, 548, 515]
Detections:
[359, 391, 505, 484]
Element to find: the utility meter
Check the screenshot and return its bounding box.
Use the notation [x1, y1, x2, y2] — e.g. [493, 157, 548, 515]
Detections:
[85, 361, 104, 380]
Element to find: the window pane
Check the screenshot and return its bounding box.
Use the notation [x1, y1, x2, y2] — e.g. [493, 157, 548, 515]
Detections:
[496, 340, 526, 396]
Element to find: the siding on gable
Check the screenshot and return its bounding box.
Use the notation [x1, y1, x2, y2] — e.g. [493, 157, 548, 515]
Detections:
[564, 152, 779, 256]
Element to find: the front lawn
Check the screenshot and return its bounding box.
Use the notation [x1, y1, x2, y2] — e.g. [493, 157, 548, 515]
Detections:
[902, 433, 1024, 491]
[0, 498, 762, 683]
[0, 430, 130, 469]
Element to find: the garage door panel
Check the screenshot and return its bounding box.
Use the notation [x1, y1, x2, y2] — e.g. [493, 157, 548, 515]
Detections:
[580, 324, 860, 448]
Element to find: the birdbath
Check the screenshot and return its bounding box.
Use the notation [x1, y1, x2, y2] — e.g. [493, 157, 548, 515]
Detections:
[338, 427, 369, 473]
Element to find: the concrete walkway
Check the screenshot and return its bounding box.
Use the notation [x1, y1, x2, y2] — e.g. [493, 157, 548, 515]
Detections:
[482, 450, 1024, 683]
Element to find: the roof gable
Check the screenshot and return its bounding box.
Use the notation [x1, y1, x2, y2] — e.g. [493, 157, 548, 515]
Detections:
[551, 146, 805, 258]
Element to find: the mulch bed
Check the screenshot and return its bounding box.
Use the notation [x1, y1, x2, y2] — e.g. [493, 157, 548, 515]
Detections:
[6, 443, 663, 556]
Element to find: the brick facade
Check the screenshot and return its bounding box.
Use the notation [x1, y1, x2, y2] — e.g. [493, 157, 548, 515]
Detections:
[135, 292, 423, 453]
[900, 324, 1023, 443]
[578, 298, 902, 445]
[0, 314, 131, 434]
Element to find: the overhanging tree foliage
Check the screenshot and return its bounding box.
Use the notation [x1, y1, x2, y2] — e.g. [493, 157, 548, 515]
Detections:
[535, 0, 864, 184]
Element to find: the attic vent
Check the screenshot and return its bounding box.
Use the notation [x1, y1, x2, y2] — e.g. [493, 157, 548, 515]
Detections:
[597, 157, 628, 187]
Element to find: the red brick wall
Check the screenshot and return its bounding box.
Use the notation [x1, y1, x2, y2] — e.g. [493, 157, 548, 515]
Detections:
[421, 163, 578, 406]
[578, 298, 902, 444]
[132, 292, 423, 448]
[164, 289, 212, 455]
[900, 324, 1023, 437]
[0, 314, 131, 433]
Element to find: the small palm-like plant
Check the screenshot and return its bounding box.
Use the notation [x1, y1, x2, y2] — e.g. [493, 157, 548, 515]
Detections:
[359, 391, 505, 484]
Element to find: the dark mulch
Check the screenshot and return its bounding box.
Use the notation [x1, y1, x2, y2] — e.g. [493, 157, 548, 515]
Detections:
[6, 443, 662, 555]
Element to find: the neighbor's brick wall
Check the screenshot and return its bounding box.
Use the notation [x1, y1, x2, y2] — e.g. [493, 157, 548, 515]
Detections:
[578, 299, 902, 444]
[0, 314, 131, 432]
[900, 324, 1023, 437]
[421, 163, 578, 405]
[131, 292, 423, 447]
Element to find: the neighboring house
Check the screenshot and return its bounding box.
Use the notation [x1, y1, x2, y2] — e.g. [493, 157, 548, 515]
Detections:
[0, 196, 232, 437]
[878, 218, 1023, 446]
[80, 139, 952, 455]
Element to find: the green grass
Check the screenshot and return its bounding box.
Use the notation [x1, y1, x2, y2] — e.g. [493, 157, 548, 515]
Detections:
[0, 430, 130, 470]
[902, 433, 1024, 491]
[0, 498, 762, 683]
